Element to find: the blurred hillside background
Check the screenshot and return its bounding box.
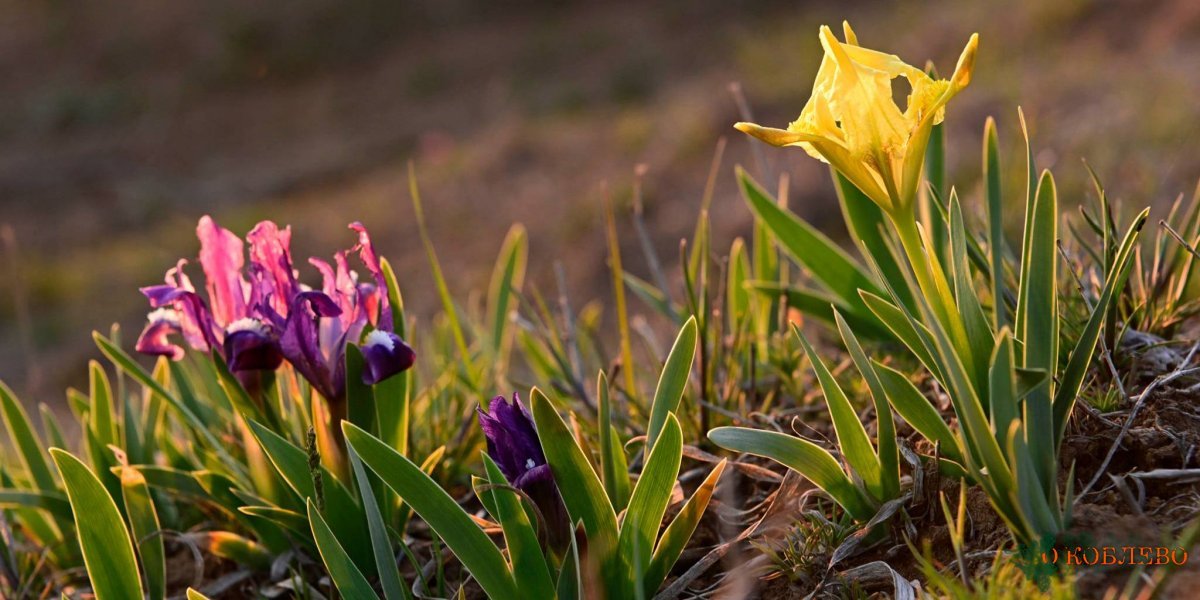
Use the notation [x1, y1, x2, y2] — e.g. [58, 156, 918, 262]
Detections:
[2, 0, 1200, 404]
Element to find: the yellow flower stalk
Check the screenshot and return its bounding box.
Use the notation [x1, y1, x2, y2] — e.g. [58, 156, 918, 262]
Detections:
[736, 22, 978, 216]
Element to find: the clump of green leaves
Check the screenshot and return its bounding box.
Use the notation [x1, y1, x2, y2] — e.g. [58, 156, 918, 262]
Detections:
[754, 511, 855, 586]
[723, 108, 1149, 550]
[346, 318, 726, 599]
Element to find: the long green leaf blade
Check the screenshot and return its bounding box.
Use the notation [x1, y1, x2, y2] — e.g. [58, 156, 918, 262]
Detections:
[793, 326, 882, 499]
[647, 317, 697, 448]
[0, 381, 56, 491]
[619, 414, 683, 591]
[597, 372, 631, 512]
[349, 447, 410, 600]
[120, 467, 165, 600]
[1018, 171, 1059, 492]
[344, 422, 517, 598]
[529, 388, 621, 591]
[983, 117, 1008, 329]
[738, 167, 883, 309]
[481, 455, 555, 599]
[50, 449, 143, 600]
[708, 427, 873, 521]
[644, 459, 726, 595]
[308, 499, 378, 599]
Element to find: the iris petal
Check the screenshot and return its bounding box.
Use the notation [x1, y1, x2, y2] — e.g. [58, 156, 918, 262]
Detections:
[360, 330, 415, 385]
[197, 216, 250, 328]
[135, 310, 185, 360]
[224, 321, 284, 372]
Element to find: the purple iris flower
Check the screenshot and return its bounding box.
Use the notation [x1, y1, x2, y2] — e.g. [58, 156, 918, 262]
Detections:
[137, 216, 414, 401]
[135, 217, 283, 374]
[477, 394, 571, 552]
[251, 221, 414, 400]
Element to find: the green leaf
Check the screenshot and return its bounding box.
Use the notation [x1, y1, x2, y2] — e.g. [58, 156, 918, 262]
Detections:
[948, 193, 995, 390]
[410, 165, 476, 385]
[738, 167, 883, 313]
[0, 381, 56, 491]
[727, 238, 752, 332]
[489, 224, 528, 357]
[1015, 108, 1039, 338]
[1017, 170, 1059, 492]
[833, 169, 915, 312]
[557, 525, 582, 600]
[644, 459, 726, 596]
[482, 455, 555, 599]
[237, 506, 311, 538]
[344, 422, 518, 598]
[380, 256, 407, 339]
[308, 499, 379, 599]
[89, 361, 116, 447]
[245, 420, 371, 573]
[746, 281, 892, 340]
[377, 258, 414, 456]
[50, 449, 144, 600]
[834, 312, 899, 501]
[349, 447, 411, 600]
[859, 291, 943, 382]
[126, 466, 240, 517]
[39, 404, 69, 453]
[989, 331, 1019, 448]
[0, 488, 72, 520]
[209, 352, 270, 430]
[120, 467, 165, 600]
[872, 362, 962, 464]
[346, 344, 378, 437]
[619, 414, 683, 591]
[186, 589, 214, 600]
[1053, 208, 1149, 440]
[530, 388, 620, 588]
[708, 427, 874, 521]
[606, 197, 639, 408]
[923, 115, 948, 263]
[93, 333, 242, 478]
[597, 372, 631, 512]
[983, 117, 1008, 329]
[793, 325, 882, 499]
[647, 317, 697, 449]
[623, 272, 679, 322]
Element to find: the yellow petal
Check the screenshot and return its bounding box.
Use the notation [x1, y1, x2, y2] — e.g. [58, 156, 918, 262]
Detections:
[842, 21, 859, 46]
[733, 122, 826, 147]
[951, 33, 980, 91]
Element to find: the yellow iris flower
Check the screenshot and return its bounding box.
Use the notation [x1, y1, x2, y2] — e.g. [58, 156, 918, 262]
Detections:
[736, 22, 978, 216]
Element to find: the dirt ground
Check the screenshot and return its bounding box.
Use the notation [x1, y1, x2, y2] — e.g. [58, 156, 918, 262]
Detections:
[3, 0, 1200, 410]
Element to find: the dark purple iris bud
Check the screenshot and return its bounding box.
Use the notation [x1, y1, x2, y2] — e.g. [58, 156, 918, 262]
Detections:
[135, 308, 186, 360]
[223, 318, 284, 372]
[360, 330, 415, 385]
[477, 394, 571, 553]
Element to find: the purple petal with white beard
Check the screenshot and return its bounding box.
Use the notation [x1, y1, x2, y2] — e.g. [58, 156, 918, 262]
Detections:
[224, 320, 283, 372]
[360, 330, 415, 385]
[135, 309, 185, 360]
[140, 263, 219, 351]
